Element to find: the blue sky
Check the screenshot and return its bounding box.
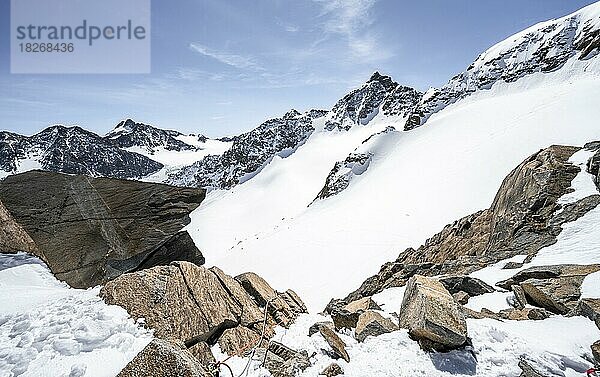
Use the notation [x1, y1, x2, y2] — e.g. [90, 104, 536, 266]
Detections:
[0, 0, 597, 137]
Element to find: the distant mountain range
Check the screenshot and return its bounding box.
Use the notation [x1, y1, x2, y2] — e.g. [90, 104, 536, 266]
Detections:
[1, 2, 599, 192]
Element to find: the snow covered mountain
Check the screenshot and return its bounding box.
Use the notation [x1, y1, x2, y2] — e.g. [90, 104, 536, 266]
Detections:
[0, 120, 231, 181]
[2, 2, 600, 377]
[0, 125, 163, 179]
[185, 2, 600, 312]
[405, 3, 600, 129]
[166, 109, 328, 189]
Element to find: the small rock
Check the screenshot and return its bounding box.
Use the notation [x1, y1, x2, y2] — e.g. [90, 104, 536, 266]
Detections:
[511, 285, 528, 310]
[319, 326, 350, 362]
[503, 261, 524, 270]
[355, 311, 398, 342]
[453, 291, 470, 305]
[117, 339, 211, 377]
[518, 359, 544, 377]
[578, 298, 600, 330]
[256, 341, 310, 377]
[498, 308, 552, 321]
[320, 363, 344, 376]
[592, 340, 600, 365]
[331, 310, 361, 330]
[187, 341, 215, 366]
[399, 275, 468, 351]
[344, 297, 381, 312]
[309, 321, 334, 337]
[438, 275, 495, 297]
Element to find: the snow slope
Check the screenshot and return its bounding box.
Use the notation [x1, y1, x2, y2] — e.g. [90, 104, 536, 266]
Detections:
[0, 254, 152, 377]
[187, 56, 600, 311]
[210, 158, 600, 377]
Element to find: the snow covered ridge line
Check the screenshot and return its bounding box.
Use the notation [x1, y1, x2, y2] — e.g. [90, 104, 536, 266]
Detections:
[0, 118, 221, 180]
[166, 109, 328, 189]
[404, 1, 600, 130]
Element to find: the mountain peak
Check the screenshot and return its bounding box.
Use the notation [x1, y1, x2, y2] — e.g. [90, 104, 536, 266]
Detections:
[283, 109, 302, 119]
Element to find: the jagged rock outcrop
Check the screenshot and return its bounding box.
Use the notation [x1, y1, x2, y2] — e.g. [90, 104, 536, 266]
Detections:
[333, 144, 600, 308]
[168, 109, 326, 189]
[498, 264, 600, 314]
[355, 310, 398, 342]
[0, 199, 36, 253]
[101, 262, 307, 358]
[106, 118, 199, 153]
[313, 152, 372, 201]
[399, 275, 468, 351]
[0, 126, 163, 179]
[0, 170, 205, 288]
[404, 5, 600, 130]
[117, 339, 212, 377]
[325, 72, 421, 131]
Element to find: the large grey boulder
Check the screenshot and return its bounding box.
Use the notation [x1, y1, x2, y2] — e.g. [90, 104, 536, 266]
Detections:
[0, 170, 205, 288]
[0, 199, 36, 253]
[117, 339, 212, 377]
[399, 275, 468, 351]
[355, 310, 398, 342]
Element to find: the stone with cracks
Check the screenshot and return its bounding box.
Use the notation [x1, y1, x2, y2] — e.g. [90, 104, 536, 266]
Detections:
[320, 363, 344, 376]
[438, 275, 495, 297]
[577, 298, 600, 330]
[592, 340, 600, 365]
[255, 341, 310, 377]
[399, 275, 468, 351]
[0, 199, 36, 253]
[355, 310, 398, 342]
[319, 326, 350, 362]
[0, 170, 205, 288]
[117, 339, 212, 377]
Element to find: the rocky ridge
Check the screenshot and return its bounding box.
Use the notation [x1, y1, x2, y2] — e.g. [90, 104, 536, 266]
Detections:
[334, 143, 600, 306]
[166, 109, 327, 189]
[325, 72, 422, 131]
[404, 3, 600, 130]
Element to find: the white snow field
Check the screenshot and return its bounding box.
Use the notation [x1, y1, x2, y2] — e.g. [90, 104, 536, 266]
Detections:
[0, 254, 152, 377]
[210, 155, 600, 377]
[187, 55, 600, 311]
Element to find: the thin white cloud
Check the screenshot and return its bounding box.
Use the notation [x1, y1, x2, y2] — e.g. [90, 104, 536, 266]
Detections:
[312, 0, 392, 61]
[189, 43, 263, 71]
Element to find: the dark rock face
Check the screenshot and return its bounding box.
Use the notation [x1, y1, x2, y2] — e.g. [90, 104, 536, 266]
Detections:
[0, 199, 37, 253]
[106, 118, 198, 153]
[404, 12, 600, 130]
[168, 109, 327, 189]
[325, 72, 422, 131]
[314, 152, 373, 201]
[578, 298, 600, 330]
[117, 339, 212, 377]
[101, 262, 307, 358]
[0, 126, 163, 179]
[0, 170, 205, 288]
[333, 144, 600, 308]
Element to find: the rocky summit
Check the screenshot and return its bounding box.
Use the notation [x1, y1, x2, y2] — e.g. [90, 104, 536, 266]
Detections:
[0, 170, 205, 288]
